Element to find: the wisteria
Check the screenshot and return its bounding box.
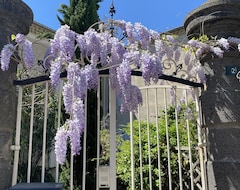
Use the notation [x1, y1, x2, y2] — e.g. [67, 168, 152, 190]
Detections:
[141, 52, 163, 85]
[16, 33, 34, 69]
[69, 98, 85, 155]
[50, 25, 76, 61]
[0, 44, 16, 71]
[1, 19, 240, 164]
[49, 58, 62, 88]
[54, 127, 68, 164]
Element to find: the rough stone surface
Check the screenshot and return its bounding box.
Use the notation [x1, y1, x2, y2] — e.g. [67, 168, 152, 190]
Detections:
[207, 125, 240, 161]
[184, 0, 240, 38]
[200, 51, 240, 124]
[184, 1, 240, 189]
[0, 1, 33, 190]
[206, 161, 240, 190]
[205, 123, 240, 190]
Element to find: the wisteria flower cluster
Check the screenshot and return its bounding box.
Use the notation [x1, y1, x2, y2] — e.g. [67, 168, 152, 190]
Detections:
[1, 34, 34, 71]
[1, 19, 240, 164]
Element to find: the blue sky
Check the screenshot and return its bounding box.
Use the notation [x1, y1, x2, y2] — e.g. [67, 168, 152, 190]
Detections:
[22, 0, 206, 32]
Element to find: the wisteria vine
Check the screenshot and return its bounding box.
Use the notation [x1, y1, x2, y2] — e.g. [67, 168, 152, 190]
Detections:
[1, 19, 239, 164]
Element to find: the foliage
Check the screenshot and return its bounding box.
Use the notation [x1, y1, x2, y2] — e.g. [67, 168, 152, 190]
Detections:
[116, 103, 198, 189]
[18, 84, 59, 182]
[57, 0, 102, 34]
[59, 160, 80, 190]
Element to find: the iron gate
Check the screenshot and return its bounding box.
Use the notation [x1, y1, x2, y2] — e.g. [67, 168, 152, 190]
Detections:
[11, 75, 207, 190]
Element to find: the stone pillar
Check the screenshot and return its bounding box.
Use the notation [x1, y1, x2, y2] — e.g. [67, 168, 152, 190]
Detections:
[0, 1, 33, 189]
[184, 0, 240, 189]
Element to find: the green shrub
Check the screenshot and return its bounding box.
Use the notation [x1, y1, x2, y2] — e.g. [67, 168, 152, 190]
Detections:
[116, 103, 198, 189]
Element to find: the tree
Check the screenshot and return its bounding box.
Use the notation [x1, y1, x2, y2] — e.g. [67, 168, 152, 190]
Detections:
[57, 0, 102, 34]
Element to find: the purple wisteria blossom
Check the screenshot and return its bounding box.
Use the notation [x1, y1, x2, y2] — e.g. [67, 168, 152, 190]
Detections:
[127, 85, 143, 112]
[188, 39, 212, 59]
[23, 40, 34, 69]
[49, 58, 62, 88]
[62, 83, 73, 114]
[84, 29, 101, 64]
[125, 22, 135, 42]
[66, 62, 87, 100]
[15, 33, 25, 44]
[193, 64, 206, 83]
[227, 36, 240, 45]
[55, 127, 68, 164]
[99, 32, 112, 67]
[218, 38, 230, 50]
[187, 39, 200, 48]
[120, 85, 143, 113]
[68, 119, 82, 155]
[59, 35, 75, 61]
[117, 60, 132, 109]
[22, 40, 34, 69]
[109, 38, 125, 88]
[149, 29, 160, 40]
[15, 33, 34, 69]
[140, 52, 163, 85]
[68, 98, 85, 155]
[50, 25, 76, 61]
[211, 47, 224, 58]
[76, 34, 87, 56]
[84, 64, 99, 90]
[174, 47, 181, 62]
[124, 51, 141, 69]
[134, 22, 151, 50]
[0, 44, 16, 71]
[165, 35, 176, 43]
[184, 51, 191, 66]
[67, 62, 81, 84]
[155, 39, 167, 60]
[193, 37, 229, 59]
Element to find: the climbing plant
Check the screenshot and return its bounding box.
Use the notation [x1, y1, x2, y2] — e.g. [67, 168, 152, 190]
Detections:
[0, 19, 238, 164]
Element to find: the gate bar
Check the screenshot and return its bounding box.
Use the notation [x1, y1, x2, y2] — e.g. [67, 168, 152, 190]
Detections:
[146, 89, 153, 190]
[130, 112, 135, 190]
[27, 84, 35, 183]
[82, 95, 88, 190]
[137, 107, 144, 190]
[109, 87, 116, 189]
[11, 86, 23, 186]
[155, 88, 162, 190]
[195, 88, 207, 190]
[174, 87, 183, 190]
[96, 77, 101, 190]
[164, 88, 172, 190]
[13, 70, 204, 88]
[185, 89, 194, 190]
[41, 82, 49, 182]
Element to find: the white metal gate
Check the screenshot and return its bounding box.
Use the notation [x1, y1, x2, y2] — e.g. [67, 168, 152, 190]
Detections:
[11, 75, 207, 190]
[124, 84, 207, 190]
